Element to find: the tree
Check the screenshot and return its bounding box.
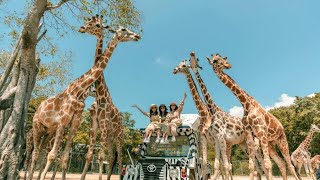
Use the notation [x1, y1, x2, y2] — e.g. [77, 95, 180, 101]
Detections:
[121, 112, 142, 163]
[269, 93, 320, 155]
[0, 0, 141, 178]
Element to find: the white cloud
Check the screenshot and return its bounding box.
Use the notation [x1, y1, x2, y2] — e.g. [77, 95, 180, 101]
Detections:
[265, 93, 296, 111]
[229, 106, 244, 118]
[307, 93, 316, 98]
[229, 93, 296, 117]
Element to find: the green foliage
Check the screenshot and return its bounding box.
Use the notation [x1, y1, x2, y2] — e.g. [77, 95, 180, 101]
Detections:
[121, 112, 143, 163]
[269, 93, 320, 155]
[73, 111, 91, 144]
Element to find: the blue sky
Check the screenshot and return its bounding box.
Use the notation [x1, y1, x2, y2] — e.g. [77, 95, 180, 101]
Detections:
[1, 0, 320, 128]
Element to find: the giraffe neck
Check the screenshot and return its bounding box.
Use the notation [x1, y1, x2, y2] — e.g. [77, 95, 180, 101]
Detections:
[96, 73, 113, 104]
[66, 36, 119, 99]
[94, 32, 104, 64]
[194, 70, 222, 116]
[300, 130, 315, 151]
[214, 68, 253, 111]
[185, 70, 208, 118]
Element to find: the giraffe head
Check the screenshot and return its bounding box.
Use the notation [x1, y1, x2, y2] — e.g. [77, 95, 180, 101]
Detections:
[108, 26, 141, 42]
[206, 53, 232, 71]
[78, 14, 108, 36]
[189, 51, 203, 73]
[173, 59, 190, 75]
[310, 124, 320, 133]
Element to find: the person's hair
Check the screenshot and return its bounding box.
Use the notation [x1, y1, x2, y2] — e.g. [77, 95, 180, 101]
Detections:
[169, 102, 178, 112]
[149, 105, 159, 116]
[159, 104, 168, 117]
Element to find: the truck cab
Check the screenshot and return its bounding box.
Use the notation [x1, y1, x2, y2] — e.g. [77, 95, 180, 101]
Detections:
[122, 114, 211, 180]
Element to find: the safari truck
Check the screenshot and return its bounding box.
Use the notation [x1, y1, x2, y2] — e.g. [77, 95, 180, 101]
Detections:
[121, 114, 211, 180]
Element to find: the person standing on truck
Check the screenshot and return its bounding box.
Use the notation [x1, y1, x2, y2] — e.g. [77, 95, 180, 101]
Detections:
[158, 104, 170, 144]
[167, 92, 187, 142]
[132, 104, 161, 143]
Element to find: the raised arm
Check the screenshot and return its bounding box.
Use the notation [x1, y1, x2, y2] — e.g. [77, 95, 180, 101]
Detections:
[132, 104, 150, 117]
[177, 92, 187, 114]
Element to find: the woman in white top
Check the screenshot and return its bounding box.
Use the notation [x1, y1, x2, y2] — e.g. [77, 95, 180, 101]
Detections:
[167, 93, 187, 142]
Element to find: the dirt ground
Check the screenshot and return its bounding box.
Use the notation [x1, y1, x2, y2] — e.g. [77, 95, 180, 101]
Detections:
[20, 172, 311, 180]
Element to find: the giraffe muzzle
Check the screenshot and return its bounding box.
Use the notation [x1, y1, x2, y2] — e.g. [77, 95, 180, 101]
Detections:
[78, 27, 86, 33]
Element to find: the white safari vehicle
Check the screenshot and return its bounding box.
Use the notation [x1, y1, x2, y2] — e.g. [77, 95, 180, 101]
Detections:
[121, 114, 211, 180]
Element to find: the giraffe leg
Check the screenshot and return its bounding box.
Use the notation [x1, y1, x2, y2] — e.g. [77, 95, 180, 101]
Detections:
[304, 158, 314, 180]
[239, 140, 265, 180]
[98, 136, 107, 180]
[116, 132, 124, 176]
[61, 107, 84, 180]
[260, 136, 273, 180]
[226, 142, 233, 180]
[212, 138, 221, 180]
[245, 129, 258, 180]
[28, 122, 45, 180]
[220, 139, 230, 180]
[277, 135, 301, 180]
[37, 133, 56, 180]
[306, 157, 316, 180]
[269, 143, 287, 180]
[40, 125, 64, 180]
[201, 135, 208, 180]
[107, 139, 115, 180]
[81, 107, 98, 180]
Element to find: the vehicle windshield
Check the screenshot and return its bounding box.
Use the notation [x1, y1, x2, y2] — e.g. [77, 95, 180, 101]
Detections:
[145, 136, 190, 157]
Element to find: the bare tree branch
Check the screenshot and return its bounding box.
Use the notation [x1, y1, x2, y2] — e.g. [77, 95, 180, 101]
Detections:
[37, 29, 47, 43]
[46, 0, 70, 11]
[0, 34, 22, 93]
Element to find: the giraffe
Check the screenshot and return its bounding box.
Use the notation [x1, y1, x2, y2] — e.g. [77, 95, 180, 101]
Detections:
[173, 59, 213, 179]
[80, 74, 124, 180]
[188, 52, 270, 180]
[206, 53, 301, 180]
[311, 155, 320, 174]
[78, 15, 125, 180]
[28, 15, 140, 180]
[25, 84, 96, 180]
[291, 124, 320, 179]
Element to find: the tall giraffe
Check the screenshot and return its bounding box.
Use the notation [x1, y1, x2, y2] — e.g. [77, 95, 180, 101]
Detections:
[78, 16, 125, 180]
[189, 52, 269, 180]
[206, 53, 300, 180]
[29, 15, 140, 180]
[291, 124, 320, 179]
[173, 59, 212, 178]
[81, 75, 124, 180]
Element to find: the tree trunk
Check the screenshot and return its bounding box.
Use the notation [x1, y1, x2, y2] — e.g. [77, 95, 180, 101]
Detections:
[0, 0, 47, 179]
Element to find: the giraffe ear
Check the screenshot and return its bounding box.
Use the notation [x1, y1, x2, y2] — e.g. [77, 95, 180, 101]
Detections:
[223, 57, 228, 60]
[206, 57, 211, 62]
